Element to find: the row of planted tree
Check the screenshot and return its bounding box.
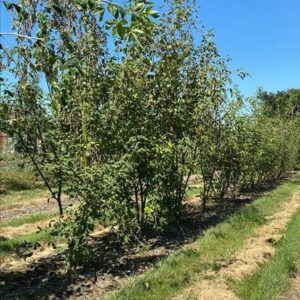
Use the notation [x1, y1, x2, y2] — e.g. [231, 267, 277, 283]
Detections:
[1, 0, 300, 265]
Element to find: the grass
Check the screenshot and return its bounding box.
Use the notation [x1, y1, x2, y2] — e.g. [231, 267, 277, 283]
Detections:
[0, 156, 47, 209]
[0, 166, 43, 195]
[0, 154, 44, 195]
[234, 207, 300, 300]
[0, 188, 49, 210]
[0, 156, 56, 259]
[109, 174, 300, 300]
[0, 211, 57, 228]
[0, 229, 52, 260]
[186, 186, 202, 199]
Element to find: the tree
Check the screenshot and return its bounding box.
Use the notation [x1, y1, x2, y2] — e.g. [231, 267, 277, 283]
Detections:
[0, 0, 158, 218]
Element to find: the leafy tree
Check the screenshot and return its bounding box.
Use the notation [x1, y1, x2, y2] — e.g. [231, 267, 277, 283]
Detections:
[1, 0, 300, 268]
[0, 0, 158, 218]
[258, 88, 300, 119]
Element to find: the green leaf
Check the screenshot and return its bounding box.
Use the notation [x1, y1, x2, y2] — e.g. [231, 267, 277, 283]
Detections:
[95, 6, 105, 20]
[134, 3, 145, 11]
[52, 3, 63, 14]
[4, 2, 21, 13]
[149, 10, 159, 18]
[132, 28, 144, 35]
[116, 23, 126, 39]
[4, 90, 14, 97]
[105, 19, 116, 30]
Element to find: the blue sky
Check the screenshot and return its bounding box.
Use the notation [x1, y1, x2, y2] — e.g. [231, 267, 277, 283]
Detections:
[1, 0, 300, 97]
[196, 0, 300, 97]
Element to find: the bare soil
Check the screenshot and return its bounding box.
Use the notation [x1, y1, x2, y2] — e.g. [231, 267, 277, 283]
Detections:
[0, 196, 73, 221]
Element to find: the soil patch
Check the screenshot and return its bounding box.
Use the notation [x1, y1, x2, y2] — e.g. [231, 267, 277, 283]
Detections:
[0, 197, 74, 221]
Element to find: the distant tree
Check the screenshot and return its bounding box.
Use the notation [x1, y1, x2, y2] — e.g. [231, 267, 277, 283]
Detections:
[257, 88, 300, 119]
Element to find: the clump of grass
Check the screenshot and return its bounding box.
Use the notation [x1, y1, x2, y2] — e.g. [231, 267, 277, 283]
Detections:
[0, 169, 43, 195]
[234, 208, 300, 300]
[109, 174, 300, 300]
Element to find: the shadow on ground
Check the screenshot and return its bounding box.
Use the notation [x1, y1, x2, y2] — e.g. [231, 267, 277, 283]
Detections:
[0, 173, 298, 300]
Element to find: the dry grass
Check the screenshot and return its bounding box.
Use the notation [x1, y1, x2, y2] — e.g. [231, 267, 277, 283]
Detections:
[0, 219, 52, 239]
[0, 245, 57, 272]
[235, 205, 300, 300]
[0, 190, 49, 210]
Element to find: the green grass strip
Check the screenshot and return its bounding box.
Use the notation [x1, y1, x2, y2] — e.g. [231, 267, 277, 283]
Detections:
[0, 230, 50, 252]
[0, 231, 51, 254]
[234, 207, 300, 300]
[0, 211, 57, 228]
[0, 230, 52, 260]
[109, 174, 300, 300]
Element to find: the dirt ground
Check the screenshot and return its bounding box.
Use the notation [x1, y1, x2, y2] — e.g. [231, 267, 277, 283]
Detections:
[0, 196, 73, 221]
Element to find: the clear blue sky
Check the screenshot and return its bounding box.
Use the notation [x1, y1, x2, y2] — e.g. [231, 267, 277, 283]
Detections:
[196, 0, 300, 97]
[1, 0, 300, 97]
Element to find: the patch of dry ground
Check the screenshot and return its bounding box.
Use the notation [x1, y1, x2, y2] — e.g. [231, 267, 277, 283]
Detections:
[0, 220, 52, 239]
[291, 271, 300, 300]
[174, 191, 300, 300]
[0, 226, 108, 273]
[0, 246, 56, 272]
[0, 196, 74, 221]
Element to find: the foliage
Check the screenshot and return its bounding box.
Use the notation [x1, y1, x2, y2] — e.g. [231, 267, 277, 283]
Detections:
[1, 0, 300, 266]
[0, 0, 159, 219]
[258, 88, 300, 119]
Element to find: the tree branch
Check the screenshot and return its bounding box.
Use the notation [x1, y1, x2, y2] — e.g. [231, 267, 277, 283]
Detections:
[0, 32, 44, 41]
